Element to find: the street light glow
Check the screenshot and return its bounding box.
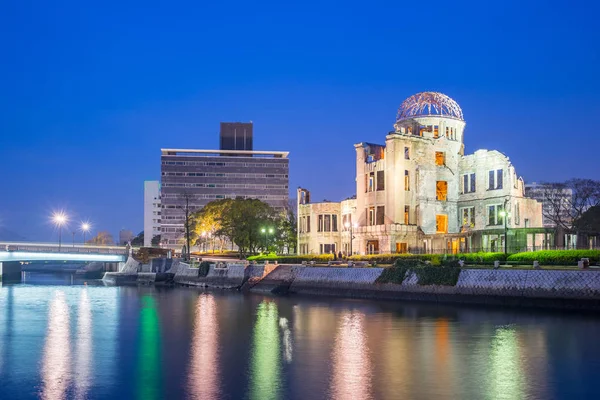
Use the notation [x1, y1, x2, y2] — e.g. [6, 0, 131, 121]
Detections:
[268, 228, 274, 234]
[52, 212, 68, 226]
[261, 228, 266, 233]
[81, 222, 90, 232]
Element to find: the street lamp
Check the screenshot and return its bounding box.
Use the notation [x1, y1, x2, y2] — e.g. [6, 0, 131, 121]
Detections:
[499, 210, 509, 255]
[52, 212, 67, 251]
[344, 222, 357, 256]
[261, 227, 274, 252]
[81, 222, 91, 244]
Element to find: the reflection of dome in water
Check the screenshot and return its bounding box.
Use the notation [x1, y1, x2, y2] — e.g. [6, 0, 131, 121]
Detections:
[396, 92, 464, 122]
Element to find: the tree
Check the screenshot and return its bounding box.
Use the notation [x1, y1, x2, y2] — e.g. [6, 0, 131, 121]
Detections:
[190, 197, 279, 258]
[131, 231, 144, 246]
[179, 191, 197, 261]
[574, 205, 600, 234]
[87, 231, 115, 245]
[151, 234, 161, 247]
[541, 179, 600, 247]
[274, 205, 297, 254]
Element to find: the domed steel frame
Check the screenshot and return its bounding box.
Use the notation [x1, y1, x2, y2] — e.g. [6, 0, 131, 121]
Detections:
[396, 92, 464, 122]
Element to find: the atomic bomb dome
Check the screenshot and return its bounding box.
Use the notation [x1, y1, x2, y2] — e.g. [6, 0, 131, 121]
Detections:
[396, 92, 464, 122]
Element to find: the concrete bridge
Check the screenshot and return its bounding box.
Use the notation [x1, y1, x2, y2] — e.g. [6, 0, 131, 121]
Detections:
[0, 241, 129, 282]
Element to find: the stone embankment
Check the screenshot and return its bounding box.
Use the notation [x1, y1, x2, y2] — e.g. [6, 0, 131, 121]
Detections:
[103, 258, 600, 309]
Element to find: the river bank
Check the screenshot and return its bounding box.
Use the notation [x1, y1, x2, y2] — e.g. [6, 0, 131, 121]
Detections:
[103, 258, 600, 310]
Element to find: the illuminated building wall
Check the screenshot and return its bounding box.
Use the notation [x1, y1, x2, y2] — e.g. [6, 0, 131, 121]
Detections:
[298, 92, 544, 255]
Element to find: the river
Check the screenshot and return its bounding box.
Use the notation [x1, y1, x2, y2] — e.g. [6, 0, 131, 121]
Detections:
[1, 275, 600, 399]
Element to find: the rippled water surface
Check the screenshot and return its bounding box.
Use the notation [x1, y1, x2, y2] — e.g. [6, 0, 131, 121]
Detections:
[1, 280, 600, 399]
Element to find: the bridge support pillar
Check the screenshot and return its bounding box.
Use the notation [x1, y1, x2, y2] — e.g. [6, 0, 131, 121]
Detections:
[0, 262, 22, 283]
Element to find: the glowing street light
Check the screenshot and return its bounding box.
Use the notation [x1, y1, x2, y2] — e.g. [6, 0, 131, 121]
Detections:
[81, 222, 91, 244]
[52, 212, 68, 251]
[261, 227, 274, 252]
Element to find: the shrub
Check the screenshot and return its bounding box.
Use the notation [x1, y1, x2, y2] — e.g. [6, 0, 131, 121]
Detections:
[198, 261, 211, 277]
[246, 254, 334, 264]
[507, 250, 600, 265]
[377, 259, 461, 286]
[349, 253, 443, 264]
[413, 266, 461, 286]
[456, 252, 508, 264]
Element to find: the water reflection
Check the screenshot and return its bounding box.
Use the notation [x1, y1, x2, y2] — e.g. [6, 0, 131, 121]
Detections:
[330, 311, 372, 400]
[188, 294, 219, 399]
[279, 317, 292, 363]
[250, 301, 281, 400]
[74, 290, 92, 399]
[41, 291, 71, 400]
[137, 295, 161, 400]
[488, 325, 525, 400]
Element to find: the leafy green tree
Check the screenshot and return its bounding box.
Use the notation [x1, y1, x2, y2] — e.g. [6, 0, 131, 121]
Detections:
[87, 231, 115, 245]
[190, 197, 279, 258]
[131, 231, 144, 246]
[151, 234, 161, 247]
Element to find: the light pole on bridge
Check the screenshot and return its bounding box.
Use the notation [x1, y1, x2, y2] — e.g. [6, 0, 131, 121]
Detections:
[52, 212, 67, 252]
[81, 222, 91, 245]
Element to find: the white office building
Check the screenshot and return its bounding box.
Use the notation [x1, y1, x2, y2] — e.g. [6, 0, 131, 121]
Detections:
[144, 181, 161, 247]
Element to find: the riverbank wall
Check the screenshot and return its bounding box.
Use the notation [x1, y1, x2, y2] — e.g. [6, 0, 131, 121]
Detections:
[104, 258, 600, 310]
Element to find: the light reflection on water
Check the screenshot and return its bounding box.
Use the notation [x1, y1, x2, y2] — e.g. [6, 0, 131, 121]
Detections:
[74, 290, 92, 400]
[40, 291, 71, 400]
[187, 294, 219, 400]
[330, 311, 373, 400]
[0, 284, 599, 399]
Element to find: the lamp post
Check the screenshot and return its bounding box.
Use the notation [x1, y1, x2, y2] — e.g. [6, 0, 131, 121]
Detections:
[344, 222, 357, 256]
[52, 212, 67, 251]
[261, 227, 274, 252]
[81, 222, 90, 244]
[499, 210, 508, 255]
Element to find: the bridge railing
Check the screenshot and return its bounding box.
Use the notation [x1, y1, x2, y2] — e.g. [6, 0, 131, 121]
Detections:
[0, 241, 130, 255]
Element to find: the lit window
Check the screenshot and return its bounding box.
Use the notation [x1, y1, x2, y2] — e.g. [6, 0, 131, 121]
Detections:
[460, 207, 475, 227]
[436, 181, 448, 201]
[433, 126, 439, 138]
[404, 206, 409, 225]
[436, 215, 448, 233]
[405, 170, 410, 191]
[435, 152, 445, 166]
[368, 207, 375, 226]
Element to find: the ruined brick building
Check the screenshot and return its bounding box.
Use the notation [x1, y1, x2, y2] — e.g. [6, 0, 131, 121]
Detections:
[298, 92, 548, 255]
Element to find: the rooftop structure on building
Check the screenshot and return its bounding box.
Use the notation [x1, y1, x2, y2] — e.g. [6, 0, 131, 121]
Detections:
[298, 91, 549, 255]
[220, 122, 253, 151]
[161, 148, 289, 248]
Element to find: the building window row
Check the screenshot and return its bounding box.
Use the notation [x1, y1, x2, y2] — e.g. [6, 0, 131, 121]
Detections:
[488, 204, 505, 226]
[488, 169, 503, 190]
[462, 173, 476, 193]
[320, 243, 336, 254]
[365, 170, 385, 192]
[162, 160, 288, 168]
[317, 214, 338, 232]
[162, 172, 289, 179]
[299, 216, 311, 233]
[162, 194, 288, 202]
[162, 183, 288, 189]
[445, 127, 457, 140]
[367, 206, 385, 226]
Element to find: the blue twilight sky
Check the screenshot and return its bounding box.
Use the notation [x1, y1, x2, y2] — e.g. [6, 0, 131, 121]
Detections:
[1, 0, 599, 241]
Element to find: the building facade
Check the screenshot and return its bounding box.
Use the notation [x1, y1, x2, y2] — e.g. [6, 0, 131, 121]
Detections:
[143, 180, 161, 247]
[118, 229, 134, 245]
[160, 148, 289, 247]
[525, 182, 573, 228]
[298, 92, 547, 255]
[220, 122, 253, 151]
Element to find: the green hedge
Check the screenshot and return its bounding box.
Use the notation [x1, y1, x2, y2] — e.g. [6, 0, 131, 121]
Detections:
[507, 250, 600, 265]
[247, 254, 334, 264]
[349, 252, 508, 265]
[376, 260, 461, 286]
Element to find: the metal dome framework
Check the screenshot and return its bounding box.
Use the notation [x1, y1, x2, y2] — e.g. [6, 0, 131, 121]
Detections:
[396, 92, 464, 122]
